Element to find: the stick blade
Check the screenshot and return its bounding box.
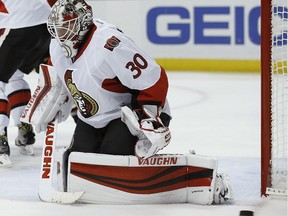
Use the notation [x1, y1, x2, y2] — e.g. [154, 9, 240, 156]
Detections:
[39, 188, 84, 204]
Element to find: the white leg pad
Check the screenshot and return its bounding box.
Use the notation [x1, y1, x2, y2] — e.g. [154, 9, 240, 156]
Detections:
[66, 153, 218, 205]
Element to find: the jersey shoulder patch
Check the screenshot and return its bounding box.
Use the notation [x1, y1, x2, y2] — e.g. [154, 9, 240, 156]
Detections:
[104, 35, 121, 51]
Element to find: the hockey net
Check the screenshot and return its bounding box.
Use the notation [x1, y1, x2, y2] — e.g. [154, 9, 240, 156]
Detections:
[261, 0, 288, 196]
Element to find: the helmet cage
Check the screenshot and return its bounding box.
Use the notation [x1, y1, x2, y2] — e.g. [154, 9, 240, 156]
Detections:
[47, 0, 93, 58]
[47, 17, 80, 45]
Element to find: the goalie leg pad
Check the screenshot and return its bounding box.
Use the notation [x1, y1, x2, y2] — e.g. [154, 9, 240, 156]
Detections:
[66, 152, 217, 205]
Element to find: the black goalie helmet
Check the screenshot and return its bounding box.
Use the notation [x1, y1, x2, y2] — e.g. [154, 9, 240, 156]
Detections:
[47, 0, 93, 58]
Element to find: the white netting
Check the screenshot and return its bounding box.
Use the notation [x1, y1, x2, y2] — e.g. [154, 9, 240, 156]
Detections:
[269, 0, 288, 195]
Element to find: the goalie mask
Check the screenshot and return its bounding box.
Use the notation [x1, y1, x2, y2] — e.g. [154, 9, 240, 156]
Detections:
[47, 0, 93, 58]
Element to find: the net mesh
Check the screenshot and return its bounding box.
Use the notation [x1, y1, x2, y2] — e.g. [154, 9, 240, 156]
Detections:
[269, 0, 288, 195]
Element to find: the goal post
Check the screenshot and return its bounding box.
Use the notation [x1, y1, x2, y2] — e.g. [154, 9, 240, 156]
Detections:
[261, 0, 288, 196]
[261, 0, 272, 197]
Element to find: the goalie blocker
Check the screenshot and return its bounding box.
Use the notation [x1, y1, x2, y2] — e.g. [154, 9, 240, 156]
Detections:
[20, 64, 74, 133]
[56, 152, 232, 204]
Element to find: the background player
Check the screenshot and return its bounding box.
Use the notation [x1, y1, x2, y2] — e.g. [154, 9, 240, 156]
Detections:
[0, 0, 57, 167]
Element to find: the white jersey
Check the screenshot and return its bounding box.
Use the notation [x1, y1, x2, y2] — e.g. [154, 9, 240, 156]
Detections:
[50, 19, 169, 128]
[0, 0, 55, 28]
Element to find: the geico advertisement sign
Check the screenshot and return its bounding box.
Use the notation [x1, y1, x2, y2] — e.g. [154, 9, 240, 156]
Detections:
[147, 6, 287, 46]
[147, 6, 260, 45]
[146, 4, 261, 59]
[88, 1, 287, 59]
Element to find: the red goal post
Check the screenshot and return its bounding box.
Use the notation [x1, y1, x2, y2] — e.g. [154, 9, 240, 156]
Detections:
[261, 0, 287, 196]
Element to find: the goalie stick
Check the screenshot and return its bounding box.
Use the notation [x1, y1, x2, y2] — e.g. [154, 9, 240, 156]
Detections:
[38, 115, 84, 204]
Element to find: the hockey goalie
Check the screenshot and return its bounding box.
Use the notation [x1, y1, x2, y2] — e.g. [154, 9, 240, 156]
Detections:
[22, 63, 232, 204]
[21, 0, 232, 205]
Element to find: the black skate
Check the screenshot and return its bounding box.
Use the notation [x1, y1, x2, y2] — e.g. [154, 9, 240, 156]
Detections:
[0, 130, 12, 167]
[15, 122, 35, 156]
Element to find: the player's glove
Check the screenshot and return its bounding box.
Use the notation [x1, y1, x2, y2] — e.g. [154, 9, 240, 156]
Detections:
[121, 106, 171, 159]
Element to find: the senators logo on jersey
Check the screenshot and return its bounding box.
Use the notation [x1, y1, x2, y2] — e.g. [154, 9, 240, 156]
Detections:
[64, 70, 99, 118]
[104, 36, 121, 51]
